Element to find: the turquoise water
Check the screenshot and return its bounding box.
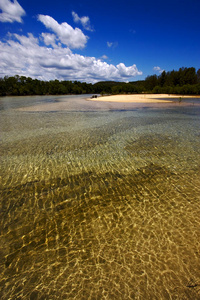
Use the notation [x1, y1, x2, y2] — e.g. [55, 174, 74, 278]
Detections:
[0, 95, 200, 299]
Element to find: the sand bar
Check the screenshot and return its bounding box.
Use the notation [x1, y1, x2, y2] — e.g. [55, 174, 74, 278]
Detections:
[17, 94, 200, 112]
[88, 94, 199, 103]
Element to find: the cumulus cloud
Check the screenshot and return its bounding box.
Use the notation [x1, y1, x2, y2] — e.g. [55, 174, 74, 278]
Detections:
[0, 0, 25, 23]
[117, 63, 141, 77]
[0, 33, 142, 82]
[41, 33, 58, 48]
[38, 14, 88, 49]
[153, 66, 164, 73]
[72, 11, 93, 31]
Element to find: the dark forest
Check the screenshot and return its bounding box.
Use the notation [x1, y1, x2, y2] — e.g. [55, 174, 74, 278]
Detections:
[0, 67, 199, 96]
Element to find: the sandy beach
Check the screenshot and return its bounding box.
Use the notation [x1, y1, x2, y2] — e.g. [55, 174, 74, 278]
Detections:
[88, 94, 199, 103]
[16, 94, 200, 112]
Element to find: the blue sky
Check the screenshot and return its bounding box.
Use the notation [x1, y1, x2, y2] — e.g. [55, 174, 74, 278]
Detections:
[0, 0, 199, 83]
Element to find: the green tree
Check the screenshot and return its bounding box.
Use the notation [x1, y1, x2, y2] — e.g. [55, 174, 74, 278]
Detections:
[159, 70, 167, 87]
[144, 75, 158, 91]
[197, 69, 200, 83]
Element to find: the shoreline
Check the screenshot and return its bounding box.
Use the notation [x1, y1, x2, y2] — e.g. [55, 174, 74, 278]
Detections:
[15, 94, 200, 112]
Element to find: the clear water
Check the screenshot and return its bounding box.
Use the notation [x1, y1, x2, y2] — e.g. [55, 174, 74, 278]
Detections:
[0, 95, 200, 299]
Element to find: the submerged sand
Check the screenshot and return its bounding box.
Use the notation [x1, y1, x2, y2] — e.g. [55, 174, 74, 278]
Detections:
[1, 95, 200, 299]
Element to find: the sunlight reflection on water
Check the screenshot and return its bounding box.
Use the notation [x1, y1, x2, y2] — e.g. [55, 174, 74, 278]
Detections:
[0, 95, 200, 299]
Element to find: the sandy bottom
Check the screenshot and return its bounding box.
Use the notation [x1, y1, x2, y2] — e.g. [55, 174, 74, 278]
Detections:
[1, 98, 200, 299]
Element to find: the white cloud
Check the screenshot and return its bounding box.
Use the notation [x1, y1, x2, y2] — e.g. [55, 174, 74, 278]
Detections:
[153, 66, 164, 73]
[0, 33, 142, 83]
[0, 0, 25, 23]
[41, 33, 58, 48]
[153, 66, 161, 71]
[72, 11, 93, 32]
[100, 55, 108, 61]
[107, 41, 118, 48]
[117, 63, 141, 77]
[38, 14, 88, 49]
[107, 42, 113, 48]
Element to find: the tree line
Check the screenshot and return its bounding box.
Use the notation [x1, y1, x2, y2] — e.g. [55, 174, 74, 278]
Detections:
[144, 67, 200, 95]
[0, 67, 199, 97]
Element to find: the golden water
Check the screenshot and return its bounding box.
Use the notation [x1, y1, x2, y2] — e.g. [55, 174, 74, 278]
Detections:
[0, 96, 200, 299]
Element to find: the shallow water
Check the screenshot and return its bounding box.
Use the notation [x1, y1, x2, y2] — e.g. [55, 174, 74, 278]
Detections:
[0, 95, 200, 299]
